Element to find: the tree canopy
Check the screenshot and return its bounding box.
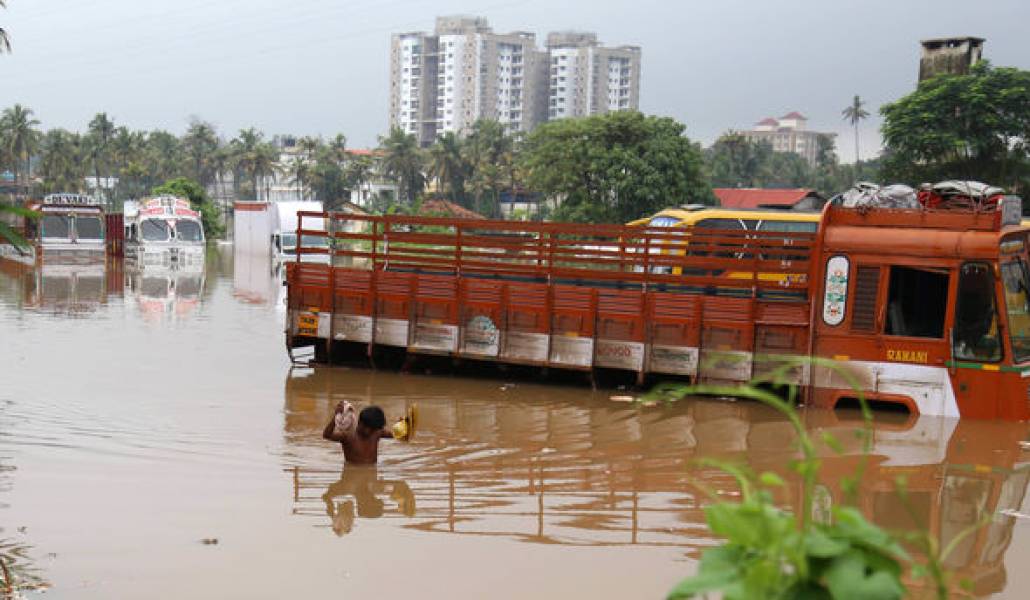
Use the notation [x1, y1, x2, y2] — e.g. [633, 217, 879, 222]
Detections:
[881, 62, 1030, 193]
[520, 111, 713, 223]
[152, 177, 224, 239]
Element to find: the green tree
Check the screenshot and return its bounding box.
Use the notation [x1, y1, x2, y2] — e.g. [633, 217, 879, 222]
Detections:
[182, 119, 220, 187]
[427, 131, 467, 204]
[152, 177, 224, 239]
[86, 112, 116, 205]
[881, 62, 1030, 193]
[462, 120, 513, 216]
[144, 130, 182, 189]
[343, 154, 375, 205]
[841, 95, 869, 164]
[522, 111, 714, 223]
[0, 0, 10, 53]
[38, 129, 86, 193]
[285, 156, 312, 201]
[0, 104, 41, 192]
[378, 127, 424, 205]
[706, 132, 774, 189]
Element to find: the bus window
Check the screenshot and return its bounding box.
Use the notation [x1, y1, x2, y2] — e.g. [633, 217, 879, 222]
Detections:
[885, 266, 948, 338]
[756, 220, 819, 233]
[694, 218, 745, 230]
[1001, 259, 1030, 363]
[954, 263, 1001, 361]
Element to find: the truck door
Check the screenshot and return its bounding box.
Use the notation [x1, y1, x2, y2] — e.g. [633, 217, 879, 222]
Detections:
[950, 262, 1003, 418]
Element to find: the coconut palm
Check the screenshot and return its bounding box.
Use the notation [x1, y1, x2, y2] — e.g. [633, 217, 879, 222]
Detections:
[0, 0, 11, 53]
[39, 129, 87, 193]
[427, 131, 466, 202]
[298, 136, 322, 159]
[182, 120, 220, 187]
[344, 155, 375, 205]
[0, 104, 41, 191]
[378, 127, 424, 205]
[286, 156, 312, 201]
[841, 95, 870, 164]
[86, 112, 116, 205]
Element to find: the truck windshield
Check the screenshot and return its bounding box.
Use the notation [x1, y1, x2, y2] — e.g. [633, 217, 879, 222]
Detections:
[41, 214, 71, 240]
[1001, 259, 1030, 363]
[281, 233, 326, 254]
[175, 220, 204, 242]
[141, 219, 170, 241]
[74, 216, 104, 240]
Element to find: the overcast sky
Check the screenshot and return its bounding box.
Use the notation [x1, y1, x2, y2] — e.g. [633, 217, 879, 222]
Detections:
[2, 0, 1028, 161]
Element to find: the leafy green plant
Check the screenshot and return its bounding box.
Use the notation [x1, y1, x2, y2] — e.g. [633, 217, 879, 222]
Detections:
[648, 356, 972, 600]
[0, 202, 37, 253]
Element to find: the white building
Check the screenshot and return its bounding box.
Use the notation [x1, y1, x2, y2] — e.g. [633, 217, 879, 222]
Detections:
[742, 112, 836, 167]
[546, 32, 641, 120]
[390, 16, 639, 146]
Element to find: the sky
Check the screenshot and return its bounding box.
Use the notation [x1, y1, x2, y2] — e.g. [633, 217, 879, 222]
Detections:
[2, 0, 1028, 162]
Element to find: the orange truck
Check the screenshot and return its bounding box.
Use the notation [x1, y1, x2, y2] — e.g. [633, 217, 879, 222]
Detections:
[285, 196, 1030, 420]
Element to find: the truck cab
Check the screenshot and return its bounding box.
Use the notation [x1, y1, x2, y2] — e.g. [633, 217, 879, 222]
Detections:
[810, 197, 1030, 420]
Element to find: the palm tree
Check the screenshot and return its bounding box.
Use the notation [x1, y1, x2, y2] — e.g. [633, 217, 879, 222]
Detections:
[0, 104, 41, 192]
[229, 127, 262, 199]
[344, 155, 374, 206]
[378, 127, 424, 205]
[286, 156, 312, 201]
[87, 112, 116, 205]
[250, 143, 279, 202]
[298, 136, 322, 159]
[427, 131, 466, 202]
[841, 95, 870, 164]
[39, 129, 87, 193]
[0, 0, 11, 53]
[182, 120, 219, 187]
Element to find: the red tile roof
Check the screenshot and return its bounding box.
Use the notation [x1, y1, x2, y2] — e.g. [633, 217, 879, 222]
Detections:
[756, 117, 779, 126]
[713, 188, 818, 209]
[419, 199, 485, 220]
[779, 111, 807, 120]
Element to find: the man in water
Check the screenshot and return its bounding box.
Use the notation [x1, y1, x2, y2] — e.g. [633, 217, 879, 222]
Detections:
[322, 403, 393, 464]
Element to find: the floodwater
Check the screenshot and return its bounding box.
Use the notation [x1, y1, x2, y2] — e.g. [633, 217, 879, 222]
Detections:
[2, 248, 1030, 599]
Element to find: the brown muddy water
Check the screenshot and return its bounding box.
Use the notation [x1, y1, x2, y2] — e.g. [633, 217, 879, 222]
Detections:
[2, 248, 1030, 598]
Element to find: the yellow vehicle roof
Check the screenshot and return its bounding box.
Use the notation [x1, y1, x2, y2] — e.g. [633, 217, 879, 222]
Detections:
[627, 207, 821, 227]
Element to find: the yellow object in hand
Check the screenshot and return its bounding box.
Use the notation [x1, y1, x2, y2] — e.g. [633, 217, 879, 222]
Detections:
[392, 418, 409, 441]
[391, 405, 419, 442]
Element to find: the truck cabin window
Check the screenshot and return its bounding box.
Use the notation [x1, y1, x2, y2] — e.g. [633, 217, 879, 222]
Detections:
[954, 262, 1001, 361]
[885, 266, 948, 338]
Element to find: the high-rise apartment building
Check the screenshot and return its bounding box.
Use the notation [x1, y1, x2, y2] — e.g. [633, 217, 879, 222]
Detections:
[545, 32, 641, 120]
[390, 16, 549, 146]
[389, 16, 641, 146]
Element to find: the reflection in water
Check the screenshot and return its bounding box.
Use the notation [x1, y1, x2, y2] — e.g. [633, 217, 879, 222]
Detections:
[290, 465, 415, 536]
[284, 367, 1030, 595]
[0, 252, 211, 321]
[232, 246, 283, 308]
[0, 258, 123, 315]
[125, 262, 206, 321]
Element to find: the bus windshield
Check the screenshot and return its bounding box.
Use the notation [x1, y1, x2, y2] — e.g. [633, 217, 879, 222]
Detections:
[141, 219, 170, 242]
[175, 220, 204, 242]
[74, 216, 104, 240]
[41, 214, 71, 240]
[1001, 259, 1030, 363]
